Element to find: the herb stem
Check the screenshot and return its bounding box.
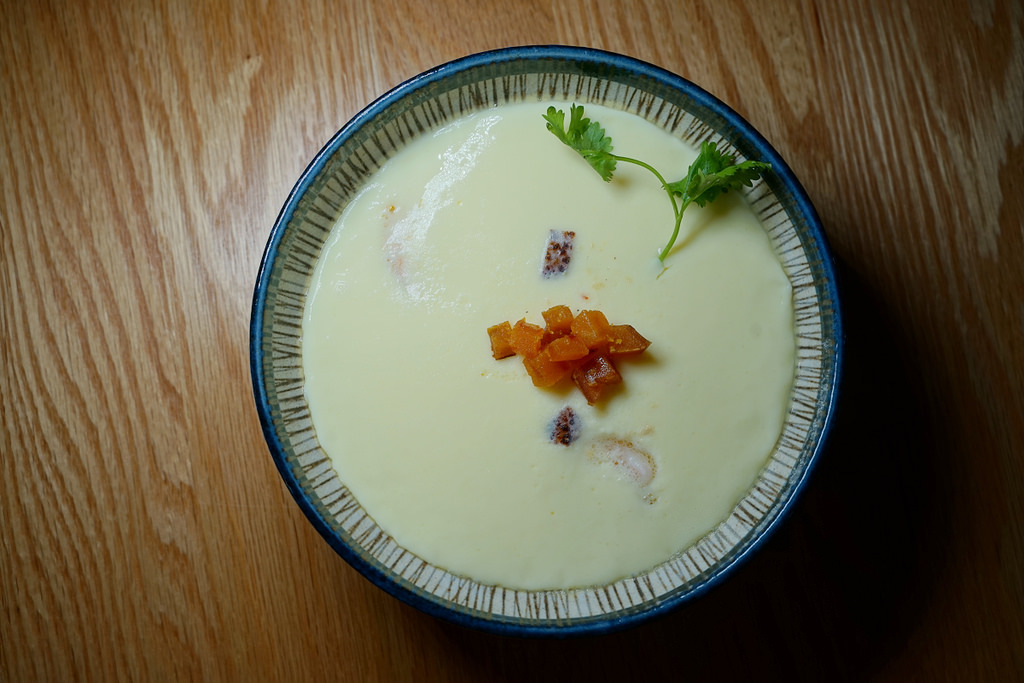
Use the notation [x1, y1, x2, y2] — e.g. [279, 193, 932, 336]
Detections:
[658, 202, 689, 263]
[612, 154, 684, 262]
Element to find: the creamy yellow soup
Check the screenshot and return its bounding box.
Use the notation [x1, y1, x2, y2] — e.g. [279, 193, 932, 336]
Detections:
[302, 102, 795, 590]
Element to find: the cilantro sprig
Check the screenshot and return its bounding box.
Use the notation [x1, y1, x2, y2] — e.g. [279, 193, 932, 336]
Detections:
[543, 104, 772, 264]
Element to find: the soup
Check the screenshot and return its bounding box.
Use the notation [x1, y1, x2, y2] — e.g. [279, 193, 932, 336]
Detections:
[302, 102, 794, 590]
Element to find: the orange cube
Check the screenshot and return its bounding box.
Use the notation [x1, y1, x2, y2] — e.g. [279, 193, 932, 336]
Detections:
[544, 334, 590, 362]
[541, 305, 575, 336]
[570, 310, 611, 349]
[607, 324, 651, 355]
[572, 352, 622, 404]
[487, 321, 515, 360]
[522, 349, 571, 388]
[510, 318, 545, 358]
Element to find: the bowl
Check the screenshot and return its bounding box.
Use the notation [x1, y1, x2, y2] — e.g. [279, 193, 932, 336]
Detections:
[250, 45, 842, 636]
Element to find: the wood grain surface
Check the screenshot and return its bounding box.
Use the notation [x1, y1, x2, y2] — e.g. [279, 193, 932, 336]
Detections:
[2, 1, 1022, 680]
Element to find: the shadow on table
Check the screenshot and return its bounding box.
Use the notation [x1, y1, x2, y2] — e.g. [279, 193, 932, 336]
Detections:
[431, 257, 953, 681]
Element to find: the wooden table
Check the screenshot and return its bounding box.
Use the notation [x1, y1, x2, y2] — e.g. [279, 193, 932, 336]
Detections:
[3, 1, 1022, 679]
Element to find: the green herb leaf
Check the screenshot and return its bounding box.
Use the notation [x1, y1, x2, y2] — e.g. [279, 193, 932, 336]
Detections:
[665, 141, 773, 208]
[542, 104, 617, 181]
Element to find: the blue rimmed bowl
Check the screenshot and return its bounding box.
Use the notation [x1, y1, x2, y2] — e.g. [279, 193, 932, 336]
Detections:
[251, 45, 842, 637]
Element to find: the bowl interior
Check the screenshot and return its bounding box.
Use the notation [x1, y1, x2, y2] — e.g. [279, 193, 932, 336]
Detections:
[251, 46, 842, 636]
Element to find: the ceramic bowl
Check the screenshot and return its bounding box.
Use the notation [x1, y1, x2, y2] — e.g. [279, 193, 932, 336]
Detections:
[251, 45, 842, 636]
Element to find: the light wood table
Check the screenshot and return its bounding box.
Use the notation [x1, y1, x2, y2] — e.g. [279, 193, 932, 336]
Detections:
[3, 1, 1022, 679]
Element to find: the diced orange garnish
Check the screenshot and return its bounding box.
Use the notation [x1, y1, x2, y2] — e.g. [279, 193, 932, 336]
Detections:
[488, 306, 648, 404]
[487, 321, 515, 360]
[572, 352, 622, 405]
[510, 318, 545, 358]
[523, 348, 572, 387]
[542, 305, 574, 336]
[545, 334, 590, 362]
[607, 324, 651, 355]
[570, 310, 611, 349]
